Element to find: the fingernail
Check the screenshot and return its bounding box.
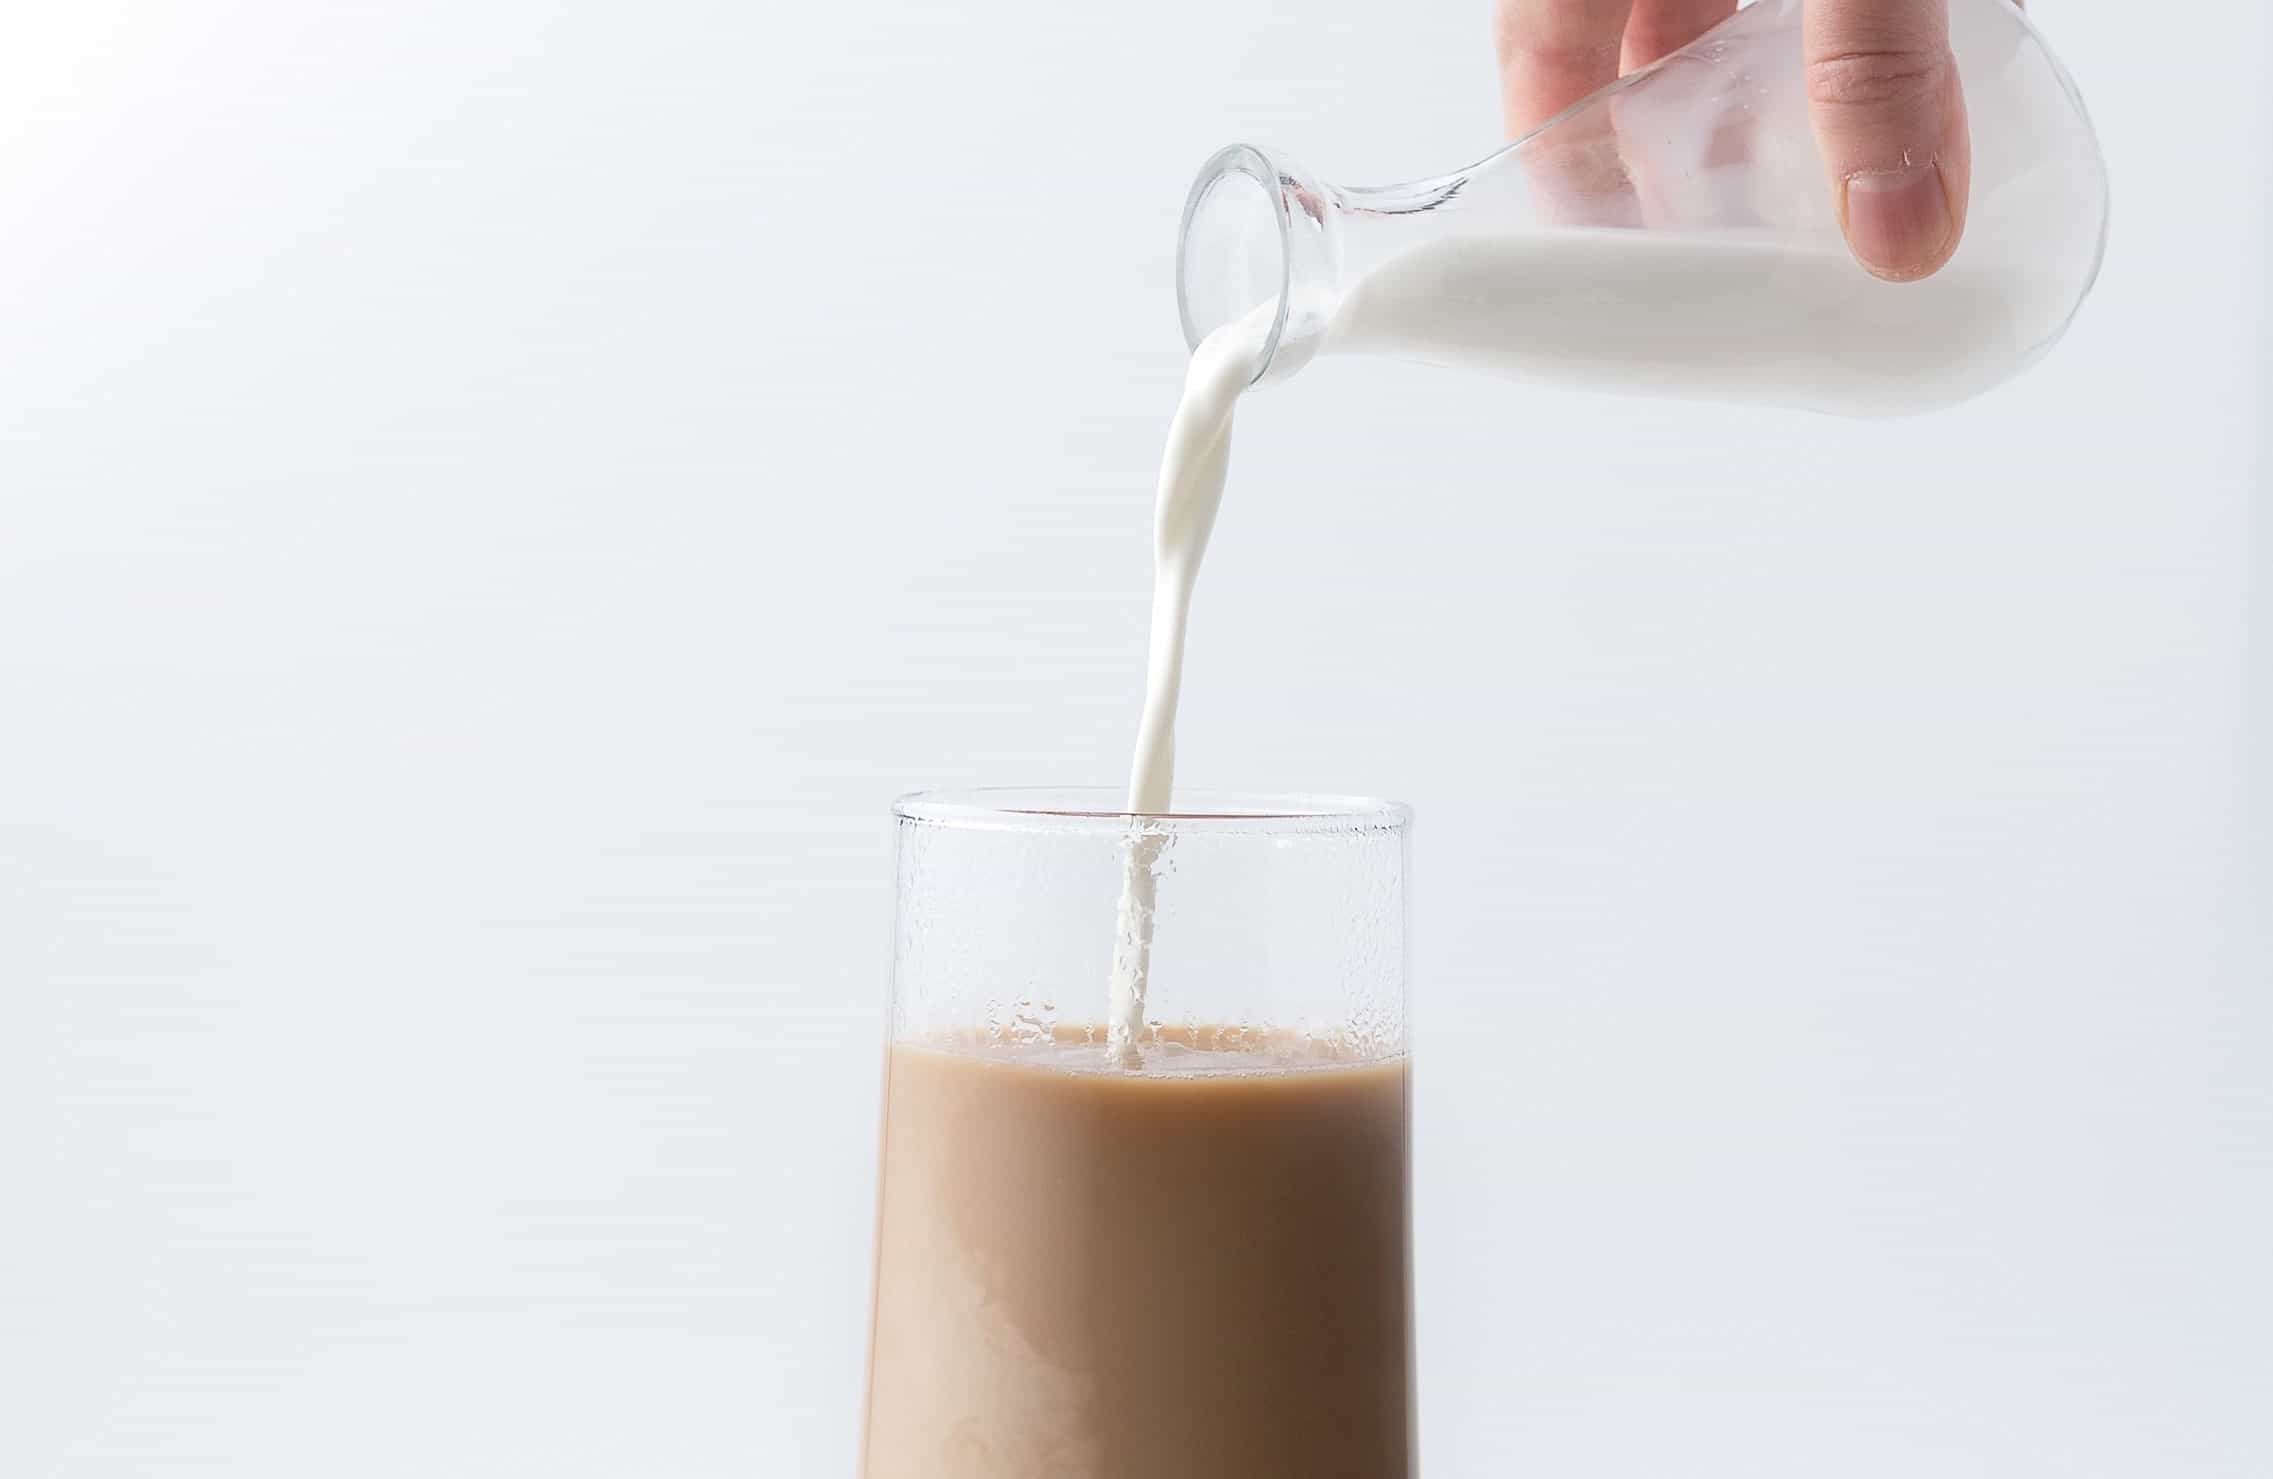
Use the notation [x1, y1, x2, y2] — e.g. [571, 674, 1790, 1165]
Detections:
[1842, 162, 1953, 281]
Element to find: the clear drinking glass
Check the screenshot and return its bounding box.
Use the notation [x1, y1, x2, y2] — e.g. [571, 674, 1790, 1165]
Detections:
[1177, 0, 2108, 414]
[860, 787, 1415, 1479]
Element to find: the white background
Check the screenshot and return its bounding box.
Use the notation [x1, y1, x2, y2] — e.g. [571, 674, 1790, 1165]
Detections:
[2, 1, 2266, 1474]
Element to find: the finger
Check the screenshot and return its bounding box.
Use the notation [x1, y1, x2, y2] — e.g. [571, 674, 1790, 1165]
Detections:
[1805, 0, 1969, 281]
[1622, 0, 1738, 74]
[1614, 0, 1739, 228]
[1495, 0, 1633, 138]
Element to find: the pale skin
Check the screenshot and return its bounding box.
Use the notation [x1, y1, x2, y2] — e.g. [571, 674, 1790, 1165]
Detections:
[1495, 0, 1991, 281]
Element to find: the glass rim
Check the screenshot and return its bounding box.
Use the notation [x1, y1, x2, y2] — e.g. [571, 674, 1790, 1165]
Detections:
[892, 786, 1412, 835]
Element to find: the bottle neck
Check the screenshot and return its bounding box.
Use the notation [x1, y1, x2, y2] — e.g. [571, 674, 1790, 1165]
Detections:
[1178, 145, 1510, 388]
[1176, 144, 1344, 388]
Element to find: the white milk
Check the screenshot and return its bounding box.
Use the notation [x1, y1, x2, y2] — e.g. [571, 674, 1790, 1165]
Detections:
[1328, 229, 2068, 417]
[1108, 229, 2040, 1054]
[1105, 309, 1272, 1065]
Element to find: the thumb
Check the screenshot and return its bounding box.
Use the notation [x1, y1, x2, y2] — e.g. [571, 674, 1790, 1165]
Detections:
[1805, 0, 1969, 281]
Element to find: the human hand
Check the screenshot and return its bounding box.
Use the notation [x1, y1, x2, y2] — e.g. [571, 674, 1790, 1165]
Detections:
[1494, 0, 1972, 281]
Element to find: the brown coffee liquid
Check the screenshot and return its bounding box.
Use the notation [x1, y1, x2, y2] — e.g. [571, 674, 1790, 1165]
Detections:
[860, 1027, 1412, 1479]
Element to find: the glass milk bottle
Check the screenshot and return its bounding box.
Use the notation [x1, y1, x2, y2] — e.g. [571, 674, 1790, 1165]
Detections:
[1177, 0, 2108, 415]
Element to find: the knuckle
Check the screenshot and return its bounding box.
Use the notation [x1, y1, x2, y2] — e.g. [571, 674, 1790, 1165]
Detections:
[1495, 0, 1629, 68]
[1805, 48, 1947, 111]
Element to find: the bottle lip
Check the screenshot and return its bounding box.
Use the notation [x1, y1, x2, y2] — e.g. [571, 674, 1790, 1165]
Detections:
[1176, 143, 1291, 389]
